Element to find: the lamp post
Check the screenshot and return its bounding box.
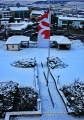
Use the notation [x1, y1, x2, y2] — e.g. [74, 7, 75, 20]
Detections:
[57, 75, 60, 84]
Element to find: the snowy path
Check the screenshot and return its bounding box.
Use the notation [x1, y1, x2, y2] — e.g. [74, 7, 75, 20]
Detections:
[39, 63, 67, 114]
[37, 64, 53, 113]
[48, 77, 67, 113]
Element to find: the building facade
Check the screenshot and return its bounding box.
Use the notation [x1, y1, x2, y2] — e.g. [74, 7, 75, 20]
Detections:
[58, 16, 84, 28]
[1, 10, 12, 18]
[9, 7, 29, 19]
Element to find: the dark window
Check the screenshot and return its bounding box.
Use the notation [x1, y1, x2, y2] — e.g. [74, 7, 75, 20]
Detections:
[80, 22, 84, 24]
[62, 21, 67, 24]
[62, 20, 72, 24]
[12, 45, 14, 48]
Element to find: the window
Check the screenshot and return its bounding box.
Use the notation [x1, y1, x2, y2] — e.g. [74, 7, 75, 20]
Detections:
[62, 21, 67, 24]
[80, 22, 84, 25]
[12, 45, 14, 48]
[68, 21, 72, 24]
[62, 20, 72, 24]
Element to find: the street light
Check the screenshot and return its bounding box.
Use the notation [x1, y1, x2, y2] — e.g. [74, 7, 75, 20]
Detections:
[57, 75, 60, 84]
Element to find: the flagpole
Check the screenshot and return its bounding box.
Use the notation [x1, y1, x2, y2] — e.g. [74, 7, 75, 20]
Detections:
[46, 1, 51, 86]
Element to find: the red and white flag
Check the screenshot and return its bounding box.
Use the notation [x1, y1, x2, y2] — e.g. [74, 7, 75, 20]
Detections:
[37, 10, 50, 48]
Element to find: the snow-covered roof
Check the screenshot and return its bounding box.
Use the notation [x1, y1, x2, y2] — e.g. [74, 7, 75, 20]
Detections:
[30, 10, 44, 16]
[58, 16, 84, 21]
[9, 7, 28, 11]
[50, 36, 72, 44]
[6, 35, 30, 44]
[2, 10, 11, 13]
[9, 22, 33, 30]
[0, 18, 9, 20]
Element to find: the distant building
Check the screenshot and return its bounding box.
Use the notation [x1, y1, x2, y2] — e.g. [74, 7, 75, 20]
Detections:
[1, 10, 12, 18]
[30, 10, 44, 21]
[58, 16, 84, 28]
[0, 9, 12, 25]
[9, 7, 29, 19]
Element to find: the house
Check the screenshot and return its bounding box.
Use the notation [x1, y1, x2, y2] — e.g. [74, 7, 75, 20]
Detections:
[6, 35, 30, 51]
[58, 16, 84, 28]
[30, 10, 44, 21]
[50, 36, 72, 50]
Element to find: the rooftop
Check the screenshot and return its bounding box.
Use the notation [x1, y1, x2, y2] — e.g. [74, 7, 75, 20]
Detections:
[58, 16, 84, 21]
[9, 21, 33, 30]
[9, 7, 28, 11]
[6, 35, 30, 44]
[30, 10, 44, 16]
[50, 36, 72, 44]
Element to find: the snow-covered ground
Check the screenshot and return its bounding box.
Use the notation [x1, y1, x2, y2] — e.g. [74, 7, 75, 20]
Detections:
[0, 39, 84, 120]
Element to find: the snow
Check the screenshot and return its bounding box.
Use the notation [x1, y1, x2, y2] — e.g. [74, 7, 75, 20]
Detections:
[6, 35, 30, 44]
[0, 39, 84, 120]
[30, 10, 44, 16]
[9, 7, 28, 11]
[9, 22, 33, 30]
[50, 36, 72, 44]
[58, 16, 84, 21]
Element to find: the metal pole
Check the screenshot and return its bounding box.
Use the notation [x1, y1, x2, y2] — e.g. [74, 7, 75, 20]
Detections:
[46, 1, 51, 86]
[57, 75, 60, 84]
[47, 43, 50, 86]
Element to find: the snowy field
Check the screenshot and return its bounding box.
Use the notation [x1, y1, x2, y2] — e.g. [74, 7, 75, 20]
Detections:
[0, 56, 34, 88]
[0, 40, 84, 120]
[52, 40, 84, 87]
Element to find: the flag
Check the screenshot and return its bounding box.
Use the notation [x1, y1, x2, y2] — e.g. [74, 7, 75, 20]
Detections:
[37, 10, 50, 48]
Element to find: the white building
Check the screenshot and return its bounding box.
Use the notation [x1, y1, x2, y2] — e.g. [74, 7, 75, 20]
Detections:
[50, 35, 72, 50]
[1, 10, 12, 18]
[58, 16, 84, 28]
[6, 35, 30, 51]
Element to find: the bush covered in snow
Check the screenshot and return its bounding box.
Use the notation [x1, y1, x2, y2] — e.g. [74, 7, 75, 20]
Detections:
[0, 81, 38, 117]
[11, 58, 37, 68]
[13, 87, 38, 111]
[47, 56, 68, 69]
[0, 81, 18, 116]
[61, 80, 84, 115]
